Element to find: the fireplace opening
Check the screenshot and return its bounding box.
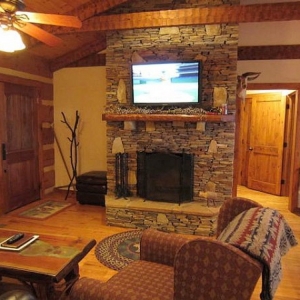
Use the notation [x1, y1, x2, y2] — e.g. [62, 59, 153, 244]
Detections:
[137, 151, 194, 204]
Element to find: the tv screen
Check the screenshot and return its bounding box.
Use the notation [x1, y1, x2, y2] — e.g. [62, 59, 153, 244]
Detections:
[131, 61, 202, 107]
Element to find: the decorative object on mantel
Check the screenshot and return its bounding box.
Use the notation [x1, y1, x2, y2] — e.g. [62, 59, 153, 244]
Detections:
[236, 72, 261, 101]
[61, 110, 80, 200]
[103, 104, 235, 131]
[104, 104, 208, 115]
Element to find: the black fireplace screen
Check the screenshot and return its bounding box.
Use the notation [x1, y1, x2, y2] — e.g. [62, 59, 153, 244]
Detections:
[137, 151, 194, 204]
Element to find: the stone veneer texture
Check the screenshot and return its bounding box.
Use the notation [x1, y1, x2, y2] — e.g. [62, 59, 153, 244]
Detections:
[105, 0, 238, 208]
[106, 207, 217, 236]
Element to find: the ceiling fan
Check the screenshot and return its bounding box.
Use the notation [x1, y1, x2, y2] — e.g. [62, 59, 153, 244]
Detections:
[0, 0, 82, 47]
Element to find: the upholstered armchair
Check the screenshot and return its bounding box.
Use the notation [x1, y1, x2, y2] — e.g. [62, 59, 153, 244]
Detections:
[69, 197, 265, 300]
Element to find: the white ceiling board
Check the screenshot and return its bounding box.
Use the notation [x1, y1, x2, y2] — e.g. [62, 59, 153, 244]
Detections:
[239, 21, 300, 46]
[237, 59, 300, 83]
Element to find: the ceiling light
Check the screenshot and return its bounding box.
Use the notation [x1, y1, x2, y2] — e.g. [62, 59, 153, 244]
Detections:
[0, 26, 25, 52]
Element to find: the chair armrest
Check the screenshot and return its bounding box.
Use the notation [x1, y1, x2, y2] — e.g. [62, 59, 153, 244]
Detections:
[174, 238, 262, 300]
[216, 197, 262, 237]
[140, 229, 189, 266]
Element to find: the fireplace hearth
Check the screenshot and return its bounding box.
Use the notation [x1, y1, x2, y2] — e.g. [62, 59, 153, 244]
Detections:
[137, 151, 194, 204]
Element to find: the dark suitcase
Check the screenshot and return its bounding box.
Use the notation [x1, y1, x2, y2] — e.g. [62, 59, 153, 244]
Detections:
[76, 171, 107, 185]
[76, 191, 105, 206]
[76, 171, 107, 206]
[76, 183, 106, 194]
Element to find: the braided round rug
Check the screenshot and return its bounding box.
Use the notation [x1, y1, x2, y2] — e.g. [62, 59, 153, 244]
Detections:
[95, 230, 143, 271]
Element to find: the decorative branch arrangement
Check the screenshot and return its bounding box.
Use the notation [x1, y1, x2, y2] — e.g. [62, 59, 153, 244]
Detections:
[61, 110, 80, 199]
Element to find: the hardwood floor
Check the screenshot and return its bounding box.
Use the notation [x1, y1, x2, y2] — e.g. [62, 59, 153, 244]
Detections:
[0, 187, 299, 300]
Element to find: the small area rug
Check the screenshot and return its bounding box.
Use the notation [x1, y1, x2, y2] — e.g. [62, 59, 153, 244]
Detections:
[95, 230, 143, 271]
[19, 200, 73, 220]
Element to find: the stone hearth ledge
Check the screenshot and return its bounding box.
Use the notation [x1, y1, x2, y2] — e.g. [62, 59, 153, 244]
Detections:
[105, 195, 220, 236]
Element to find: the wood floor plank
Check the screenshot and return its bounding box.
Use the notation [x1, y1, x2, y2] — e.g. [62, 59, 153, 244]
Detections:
[0, 188, 299, 300]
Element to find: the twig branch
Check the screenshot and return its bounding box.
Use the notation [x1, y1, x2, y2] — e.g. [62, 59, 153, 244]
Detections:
[61, 111, 80, 199]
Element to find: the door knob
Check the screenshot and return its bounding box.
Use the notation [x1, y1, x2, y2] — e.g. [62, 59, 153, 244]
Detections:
[249, 147, 253, 151]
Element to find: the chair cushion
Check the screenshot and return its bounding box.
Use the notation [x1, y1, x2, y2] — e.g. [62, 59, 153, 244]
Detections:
[72, 260, 173, 300]
[100, 260, 174, 300]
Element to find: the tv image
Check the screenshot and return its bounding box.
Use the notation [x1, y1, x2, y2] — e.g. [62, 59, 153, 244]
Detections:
[131, 61, 201, 107]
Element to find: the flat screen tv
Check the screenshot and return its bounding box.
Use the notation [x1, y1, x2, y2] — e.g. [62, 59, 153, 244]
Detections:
[131, 61, 202, 107]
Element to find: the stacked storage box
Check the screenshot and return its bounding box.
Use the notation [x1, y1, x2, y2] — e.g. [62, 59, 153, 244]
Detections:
[76, 171, 107, 206]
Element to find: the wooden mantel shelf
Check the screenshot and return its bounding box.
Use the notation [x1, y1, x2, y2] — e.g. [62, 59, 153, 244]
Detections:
[102, 113, 235, 122]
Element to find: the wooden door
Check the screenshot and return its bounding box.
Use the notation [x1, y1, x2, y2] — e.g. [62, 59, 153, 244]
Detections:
[1, 83, 40, 212]
[236, 96, 253, 187]
[247, 93, 286, 195]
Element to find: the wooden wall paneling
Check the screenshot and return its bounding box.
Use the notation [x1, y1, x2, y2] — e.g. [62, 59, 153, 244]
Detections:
[0, 83, 8, 214]
[238, 45, 300, 60]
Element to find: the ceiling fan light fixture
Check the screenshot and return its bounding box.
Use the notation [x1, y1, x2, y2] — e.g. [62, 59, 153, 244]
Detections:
[0, 0, 25, 13]
[0, 26, 25, 52]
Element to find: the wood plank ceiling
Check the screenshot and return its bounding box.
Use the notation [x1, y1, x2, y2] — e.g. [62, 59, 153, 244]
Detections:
[0, 0, 299, 78]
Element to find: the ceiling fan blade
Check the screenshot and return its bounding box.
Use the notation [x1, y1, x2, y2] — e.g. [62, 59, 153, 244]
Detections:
[15, 11, 82, 28]
[14, 22, 62, 46]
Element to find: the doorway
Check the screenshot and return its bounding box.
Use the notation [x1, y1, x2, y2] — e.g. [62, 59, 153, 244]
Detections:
[234, 89, 300, 211]
[0, 82, 40, 213]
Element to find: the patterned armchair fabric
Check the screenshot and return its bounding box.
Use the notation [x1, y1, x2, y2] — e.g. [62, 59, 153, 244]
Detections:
[174, 238, 262, 300]
[216, 196, 263, 237]
[69, 197, 264, 300]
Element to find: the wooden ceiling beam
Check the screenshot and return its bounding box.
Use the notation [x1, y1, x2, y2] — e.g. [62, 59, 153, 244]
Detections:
[48, 2, 300, 70]
[50, 34, 106, 72]
[61, 0, 130, 22]
[28, 0, 130, 44]
[238, 45, 300, 60]
[58, 2, 300, 33]
[0, 52, 52, 78]
[56, 43, 300, 70]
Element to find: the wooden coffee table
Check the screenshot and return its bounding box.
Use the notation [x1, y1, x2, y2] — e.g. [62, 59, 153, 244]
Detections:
[0, 229, 96, 299]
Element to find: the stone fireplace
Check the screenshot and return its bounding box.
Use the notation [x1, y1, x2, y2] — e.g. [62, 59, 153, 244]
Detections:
[103, 0, 239, 236]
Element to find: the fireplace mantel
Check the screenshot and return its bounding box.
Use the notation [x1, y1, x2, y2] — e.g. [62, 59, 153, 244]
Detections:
[102, 113, 235, 122]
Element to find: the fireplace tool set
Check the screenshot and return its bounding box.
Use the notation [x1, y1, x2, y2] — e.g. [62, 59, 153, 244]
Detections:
[115, 152, 131, 198]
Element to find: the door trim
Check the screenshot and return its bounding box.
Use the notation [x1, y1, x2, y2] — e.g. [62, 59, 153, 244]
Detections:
[233, 83, 300, 212]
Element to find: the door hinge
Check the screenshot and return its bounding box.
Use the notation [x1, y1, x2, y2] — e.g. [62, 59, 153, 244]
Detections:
[286, 104, 290, 109]
[283, 142, 288, 148]
[281, 179, 285, 184]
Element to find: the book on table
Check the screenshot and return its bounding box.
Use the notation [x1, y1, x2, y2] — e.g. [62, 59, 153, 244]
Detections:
[0, 233, 39, 251]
